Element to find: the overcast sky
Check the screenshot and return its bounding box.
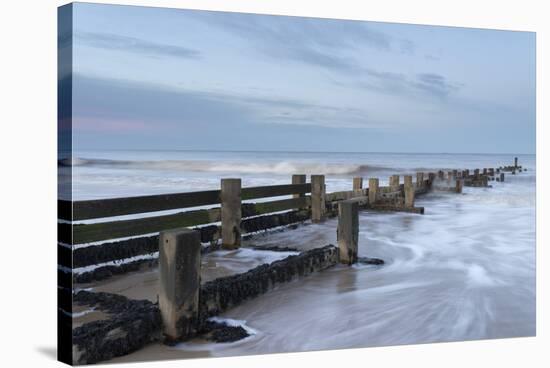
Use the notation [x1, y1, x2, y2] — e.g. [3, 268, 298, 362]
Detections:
[66, 3, 536, 154]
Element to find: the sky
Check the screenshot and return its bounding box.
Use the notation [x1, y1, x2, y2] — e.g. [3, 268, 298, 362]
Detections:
[63, 2, 536, 154]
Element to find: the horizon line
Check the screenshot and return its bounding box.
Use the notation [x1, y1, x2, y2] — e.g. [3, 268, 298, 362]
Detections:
[67, 148, 536, 156]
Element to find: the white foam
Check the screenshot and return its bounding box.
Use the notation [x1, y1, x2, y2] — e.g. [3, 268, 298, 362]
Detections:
[72, 252, 159, 275]
[172, 317, 260, 351]
[208, 317, 259, 336]
[466, 264, 498, 287]
[60, 307, 97, 318]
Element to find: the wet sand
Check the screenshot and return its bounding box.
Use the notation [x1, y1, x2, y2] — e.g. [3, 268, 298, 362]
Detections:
[110, 339, 212, 363]
[74, 248, 298, 303]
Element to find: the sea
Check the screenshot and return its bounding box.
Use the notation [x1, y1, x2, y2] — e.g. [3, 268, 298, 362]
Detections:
[63, 150, 536, 358]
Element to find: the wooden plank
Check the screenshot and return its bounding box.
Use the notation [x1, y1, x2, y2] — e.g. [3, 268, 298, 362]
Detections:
[379, 190, 401, 198]
[69, 190, 221, 220]
[241, 183, 311, 200]
[242, 197, 310, 217]
[67, 183, 311, 221]
[68, 196, 311, 244]
[326, 189, 367, 202]
[70, 208, 221, 244]
[370, 204, 425, 214]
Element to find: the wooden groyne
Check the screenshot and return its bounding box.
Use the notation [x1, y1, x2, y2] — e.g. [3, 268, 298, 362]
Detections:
[58, 157, 523, 364]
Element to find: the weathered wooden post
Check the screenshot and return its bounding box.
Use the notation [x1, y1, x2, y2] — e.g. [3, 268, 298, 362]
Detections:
[464, 169, 470, 177]
[447, 171, 453, 184]
[455, 179, 463, 193]
[337, 200, 358, 265]
[438, 170, 444, 180]
[352, 177, 363, 195]
[292, 174, 307, 210]
[159, 228, 201, 342]
[514, 157, 518, 168]
[474, 169, 480, 180]
[500, 173, 505, 182]
[489, 168, 494, 176]
[404, 175, 415, 208]
[368, 178, 379, 205]
[389, 175, 400, 191]
[311, 175, 326, 223]
[483, 168, 487, 175]
[221, 178, 241, 249]
[292, 174, 306, 198]
[452, 169, 458, 178]
[416, 172, 424, 188]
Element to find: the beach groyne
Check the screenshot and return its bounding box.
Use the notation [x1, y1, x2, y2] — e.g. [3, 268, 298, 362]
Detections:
[71, 245, 339, 364]
[59, 157, 522, 365]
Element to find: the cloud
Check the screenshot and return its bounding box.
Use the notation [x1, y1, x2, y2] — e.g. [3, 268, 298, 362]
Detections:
[192, 12, 393, 51]
[412, 73, 461, 98]
[186, 11, 414, 76]
[74, 31, 201, 59]
[185, 11, 457, 100]
[71, 74, 383, 134]
[332, 68, 462, 100]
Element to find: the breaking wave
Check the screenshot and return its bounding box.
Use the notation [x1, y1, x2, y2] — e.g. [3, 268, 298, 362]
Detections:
[59, 157, 395, 176]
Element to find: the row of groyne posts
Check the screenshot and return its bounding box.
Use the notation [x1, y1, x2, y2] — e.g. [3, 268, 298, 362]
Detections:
[158, 158, 524, 342]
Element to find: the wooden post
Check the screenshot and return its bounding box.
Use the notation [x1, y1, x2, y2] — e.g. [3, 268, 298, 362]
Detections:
[452, 170, 458, 178]
[489, 168, 494, 176]
[221, 178, 241, 249]
[428, 173, 436, 187]
[483, 168, 487, 175]
[159, 228, 201, 342]
[311, 175, 326, 223]
[389, 175, 400, 191]
[337, 200, 358, 265]
[500, 173, 505, 182]
[352, 177, 363, 195]
[474, 169, 480, 179]
[438, 170, 444, 180]
[404, 175, 415, 208]
[456, 179, 463, 193]
[464, 169, 470, 177]
[368, 178, 379, 205]
[514, 157, 518, 168]
[292, 174, 307, 210]
[416, 172, 424, 188]
[292, 174, 306, 198]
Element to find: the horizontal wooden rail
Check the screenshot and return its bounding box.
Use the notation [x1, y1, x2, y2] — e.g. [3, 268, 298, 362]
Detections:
[241, 183, 311, 200]
[60, 190, 221, 221]
[65, 196, 311, 244]
[326, 189, 368, 202]
[60, 183, 312, 221]
[66, 208, 219, 244]
[243, 196, 310, 217]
